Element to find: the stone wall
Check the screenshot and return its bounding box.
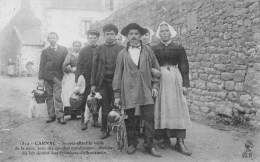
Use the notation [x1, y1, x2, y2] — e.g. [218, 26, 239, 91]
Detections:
[99, 0, 260, 125]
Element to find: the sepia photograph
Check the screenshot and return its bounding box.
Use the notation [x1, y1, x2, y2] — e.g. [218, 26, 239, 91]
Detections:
[0, 0, 259, 161]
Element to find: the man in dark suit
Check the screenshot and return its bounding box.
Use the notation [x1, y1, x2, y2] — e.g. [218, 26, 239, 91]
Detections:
[91, 24, 124, 139]
[38, 32, 68, 124]
[75, 29, 100, 130]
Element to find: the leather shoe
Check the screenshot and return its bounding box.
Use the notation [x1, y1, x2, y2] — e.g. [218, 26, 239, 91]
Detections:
[46, 117, 56, 123]
[175, 138, 192, 156]
[57, 118, 66, 124]
[148, 147, 162, 157]
[126, 145, 137, 155]
[100, 131, 110, 139]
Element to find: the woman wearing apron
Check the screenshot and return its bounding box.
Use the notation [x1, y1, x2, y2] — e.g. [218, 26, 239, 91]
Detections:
[152, 21, 192, 156]
[61, 41, 82, 119]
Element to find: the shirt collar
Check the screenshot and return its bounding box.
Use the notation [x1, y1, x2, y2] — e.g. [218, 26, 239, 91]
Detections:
[90, 44, 98, 48]
[72, 51, 79, 56]
[127, 41, 142, 50]
[129, 41, 141, 48]
[49, 44, 58, 50]
[161, 39, 172, 46]
[104, 41, 116, 46]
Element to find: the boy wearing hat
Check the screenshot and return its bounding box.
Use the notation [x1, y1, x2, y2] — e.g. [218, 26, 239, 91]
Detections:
[76, 29, 100, 130]
[113, 23, 161, 157]
[91, 24, 124, 139]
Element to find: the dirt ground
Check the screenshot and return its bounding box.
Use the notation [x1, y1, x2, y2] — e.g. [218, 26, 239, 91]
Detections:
[0, 76, 259, 162]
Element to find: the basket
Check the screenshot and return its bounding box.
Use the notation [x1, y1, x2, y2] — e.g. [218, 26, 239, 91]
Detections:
[69, 93, 84, 110]
[32, 86, 47, 104]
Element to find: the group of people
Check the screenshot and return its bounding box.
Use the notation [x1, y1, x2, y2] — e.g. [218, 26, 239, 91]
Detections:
[38, 21, 192, 158]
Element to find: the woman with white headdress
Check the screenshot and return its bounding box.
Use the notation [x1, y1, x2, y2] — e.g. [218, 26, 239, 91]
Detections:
[152, 21, 192, 156]
[61, 41, 82, 120]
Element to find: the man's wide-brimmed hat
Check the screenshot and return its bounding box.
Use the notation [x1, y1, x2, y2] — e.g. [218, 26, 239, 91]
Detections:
[121, 23, 147, 36]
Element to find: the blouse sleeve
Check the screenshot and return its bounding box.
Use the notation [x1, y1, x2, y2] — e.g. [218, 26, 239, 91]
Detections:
[178, 46, 190, 87]
[75, 49, 85, 82]
[148, 47, 161, 90]
[62, 53, 72, 74]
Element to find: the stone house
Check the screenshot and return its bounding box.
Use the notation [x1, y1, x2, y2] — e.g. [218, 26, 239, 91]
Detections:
[30, 0, 132, 47]
[1, 0, 131, 75]
[14, 26, 44, 76]
[0, 0, 44, 76]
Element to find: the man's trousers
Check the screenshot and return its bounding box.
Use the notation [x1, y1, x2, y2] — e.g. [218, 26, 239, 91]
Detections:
[44, 79, 64, 119]
[99, 81, 114, 132]
[125, 104, 155, 148]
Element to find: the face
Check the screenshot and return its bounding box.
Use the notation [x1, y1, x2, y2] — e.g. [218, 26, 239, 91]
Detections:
[47, 33, 58, 46]
[87, 34, 98, 46]
[159, 24, 171, 42]
[128, 29, 141, 45]
[72, 42, 82, 53]
[141, 32, 151, 45]
[104, 31, 116, 44]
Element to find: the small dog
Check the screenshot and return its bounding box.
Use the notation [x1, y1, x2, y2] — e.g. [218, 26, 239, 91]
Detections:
[242, 140, 254, 159]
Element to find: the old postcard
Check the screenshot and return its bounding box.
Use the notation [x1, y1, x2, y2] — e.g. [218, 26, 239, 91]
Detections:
[0, 0, 259, 162]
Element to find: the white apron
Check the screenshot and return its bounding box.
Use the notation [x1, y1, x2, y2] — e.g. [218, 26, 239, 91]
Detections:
[61, 73, 76, 107]
[154, 65, 191, 129]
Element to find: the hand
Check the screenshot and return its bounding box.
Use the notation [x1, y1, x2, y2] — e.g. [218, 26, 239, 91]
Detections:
[91, 86, 96, 93]
[38, 79, 44, 87]
[152, 88, 158, 98]
[71, 67, 76, 72]
[114, 98, 120, 107]
[65, 65, 72, 73]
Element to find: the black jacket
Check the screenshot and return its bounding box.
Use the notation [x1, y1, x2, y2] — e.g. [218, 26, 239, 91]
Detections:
[91, 43, 124, 89]
[152, 42, 190, 87]
[38, 45, 68, 81]
[75, 45, 98, 87]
